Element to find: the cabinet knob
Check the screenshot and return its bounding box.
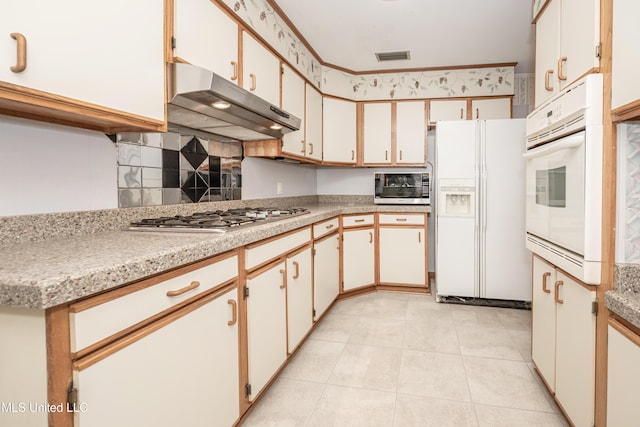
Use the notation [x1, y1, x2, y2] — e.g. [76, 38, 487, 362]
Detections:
[557, 57, 567, 81]
[10, 33, 27, 73]
[542, 272, 551, 294]
[554, 280, 564, 304]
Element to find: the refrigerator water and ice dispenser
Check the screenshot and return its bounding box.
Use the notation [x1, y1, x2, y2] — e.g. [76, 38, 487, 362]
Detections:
[438, 179, 475, 218]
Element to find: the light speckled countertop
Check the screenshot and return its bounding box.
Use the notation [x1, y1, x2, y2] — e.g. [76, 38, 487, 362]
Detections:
[605, 264, 640, 329]
[0, 200, 430, 309]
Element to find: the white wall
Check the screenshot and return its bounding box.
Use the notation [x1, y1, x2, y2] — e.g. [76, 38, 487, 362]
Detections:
[241, 157, 317, 200]
[0, 116, 118, 216]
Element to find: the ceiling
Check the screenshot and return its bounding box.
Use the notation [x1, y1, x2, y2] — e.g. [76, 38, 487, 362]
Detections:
[271, 0, 535, 74]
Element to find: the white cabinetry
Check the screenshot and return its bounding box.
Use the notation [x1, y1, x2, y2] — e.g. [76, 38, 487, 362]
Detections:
[429, 99, 467, 124]
[313, 217, 340, 320]
[470, 98, 511, 120]
[323, 97, 357, 164]
[73, 287, 240, 427]
[531, 256, 596, 427]
[246, 260, 287, 400]
[173, 0, 238, 83]
[363, 103, 392, 164]
[378, 214, 426, 287]
[241, 32, 280, 106]
[396, 101, 426, 164]
[286, 246, 313, 353]
[305, 85, 323, 162]
[0, 0, 165, 130]
[281, 64, 306, 158]
[607, 322, 640, 427]
[534, 0, 600, 107]
[612, 0, 640, 113]
[342, 215, 376, 292]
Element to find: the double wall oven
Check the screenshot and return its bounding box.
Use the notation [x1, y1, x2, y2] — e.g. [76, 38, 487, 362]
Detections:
[524, 74, 603, 284]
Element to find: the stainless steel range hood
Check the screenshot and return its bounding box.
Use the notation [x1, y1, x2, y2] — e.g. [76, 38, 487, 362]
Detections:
[167, 62, 301, 142]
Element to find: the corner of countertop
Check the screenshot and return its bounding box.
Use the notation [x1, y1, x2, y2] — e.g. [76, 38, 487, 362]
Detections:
[605, 263, 640, 330]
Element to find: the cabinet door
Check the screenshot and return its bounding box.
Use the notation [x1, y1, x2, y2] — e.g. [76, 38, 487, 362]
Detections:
[173, 0, 238, 83]
[0, 0, 165, 121]
[246, 261, 287, 400]
[342, 228, 375, 291]
[305, 85, 323, 161]
[396, 101, 426, 164]
[281, 64, 306, 157]
[74, 288, 239, 427]
[313, 233, 340, 320]
[286, 247, 313, 353]
[242, 33, 280, 106]
[470, 99, 511, 120]
[559, 0, 600, 88]
[611, 0, 640, 110]
[323, 97, 357, 163]
[534, 0, 560, 107]
[379, 227, 426, 286]
[429, 100, 467, 124]
[531, 257, 557, 392]
[363, 103, 392, 164]
[555, 272, 596, 427]
[607, 324, 640, 427]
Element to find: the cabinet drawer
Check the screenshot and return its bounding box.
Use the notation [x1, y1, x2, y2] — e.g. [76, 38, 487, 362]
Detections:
[313, 217, 339, 239]
[70, 254, 238, 353]
[378, 213, 425, 225]
[246, 227, 311, 270]
[342, 214, 374, 228]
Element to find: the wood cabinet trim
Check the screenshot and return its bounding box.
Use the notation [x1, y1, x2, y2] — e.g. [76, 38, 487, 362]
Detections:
[46, 304, 73, 427]
[612, 99, 640, 122]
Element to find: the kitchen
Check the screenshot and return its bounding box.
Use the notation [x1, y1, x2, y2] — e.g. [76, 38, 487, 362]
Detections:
[1, 0, 639, 426]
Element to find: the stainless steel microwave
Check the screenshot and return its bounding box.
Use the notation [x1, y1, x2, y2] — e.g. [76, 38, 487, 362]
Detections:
[374, 172, 430, 205]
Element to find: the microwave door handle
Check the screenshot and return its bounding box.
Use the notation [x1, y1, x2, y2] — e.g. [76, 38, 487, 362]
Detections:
[522, 132, 585, 159]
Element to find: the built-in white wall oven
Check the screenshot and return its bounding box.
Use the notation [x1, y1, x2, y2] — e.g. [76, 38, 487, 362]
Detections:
[374, 172, 430, 205]
[524, 74, 603, 284]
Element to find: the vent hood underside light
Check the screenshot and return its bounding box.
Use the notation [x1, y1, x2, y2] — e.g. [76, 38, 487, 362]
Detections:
[167, 63, 301, 142]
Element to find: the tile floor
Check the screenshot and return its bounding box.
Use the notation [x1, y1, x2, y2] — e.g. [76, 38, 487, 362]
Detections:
[240, 291, 569, 427]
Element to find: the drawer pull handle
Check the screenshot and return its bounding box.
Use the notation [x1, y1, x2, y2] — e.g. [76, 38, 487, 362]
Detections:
[396, 218, 408, 222]
[369, 232, 373, 243]
[326, 224, 334, 229]
[166, 280, 200, 297]
[227, 299, 237, 326]
[279, 269, 286, 289]
[249, 73, 257, 91]
[554, 280, 564, 304]
[292, 261, 300, 279]
[230, 61, 238, 81]
[354, 219, 365, 223]
[542, 272, 551, 294]
[10, 33, 27, 73]
[557, 56, 567, 81]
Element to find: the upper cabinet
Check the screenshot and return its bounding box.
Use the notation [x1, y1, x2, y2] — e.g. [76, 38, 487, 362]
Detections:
[534, 0, 600, 107]
[611, 0, 640, 119]
[0, 0, 165, 132]
[470, 98, 512, 120]
[362, 103, 392, 164]
[323, 97, 357, 164]
[305, 84, 323, 162]
[241, 32, 280, 107]
[396, 101, 426, 164]
[281, 64, 306, 158]
[173, 0, 238, 83]
[429, 99, 467, 124]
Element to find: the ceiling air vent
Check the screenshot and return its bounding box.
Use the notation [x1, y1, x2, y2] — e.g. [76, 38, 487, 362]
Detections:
[375, 50, 411, 62]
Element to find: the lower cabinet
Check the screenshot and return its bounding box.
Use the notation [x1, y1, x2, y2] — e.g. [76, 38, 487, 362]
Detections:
[73, 286, 240, 427]
[245, 260, 287, 401]
[286, 246, 313, 353]
[531, 256, 596, 427]
[378, 214, 426, 287]
[313, 232, 340, 320]
[342, 223, 376, 292]
[607, 321, 640, 426]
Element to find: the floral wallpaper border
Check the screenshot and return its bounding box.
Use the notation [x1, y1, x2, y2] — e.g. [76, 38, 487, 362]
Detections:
[220, 0, 516, 101]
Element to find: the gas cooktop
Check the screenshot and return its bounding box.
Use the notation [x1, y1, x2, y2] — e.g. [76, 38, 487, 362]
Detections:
[128, 207, 310, 233]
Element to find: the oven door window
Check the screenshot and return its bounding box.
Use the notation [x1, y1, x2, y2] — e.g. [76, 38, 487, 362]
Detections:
[536, 166, 566, 208]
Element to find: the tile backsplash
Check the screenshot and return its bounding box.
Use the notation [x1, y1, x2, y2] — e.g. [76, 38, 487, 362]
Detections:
[116, 132, 242, 208]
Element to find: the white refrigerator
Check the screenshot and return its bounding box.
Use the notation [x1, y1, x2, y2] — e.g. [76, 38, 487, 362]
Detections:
[435, 119, 531, 302]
